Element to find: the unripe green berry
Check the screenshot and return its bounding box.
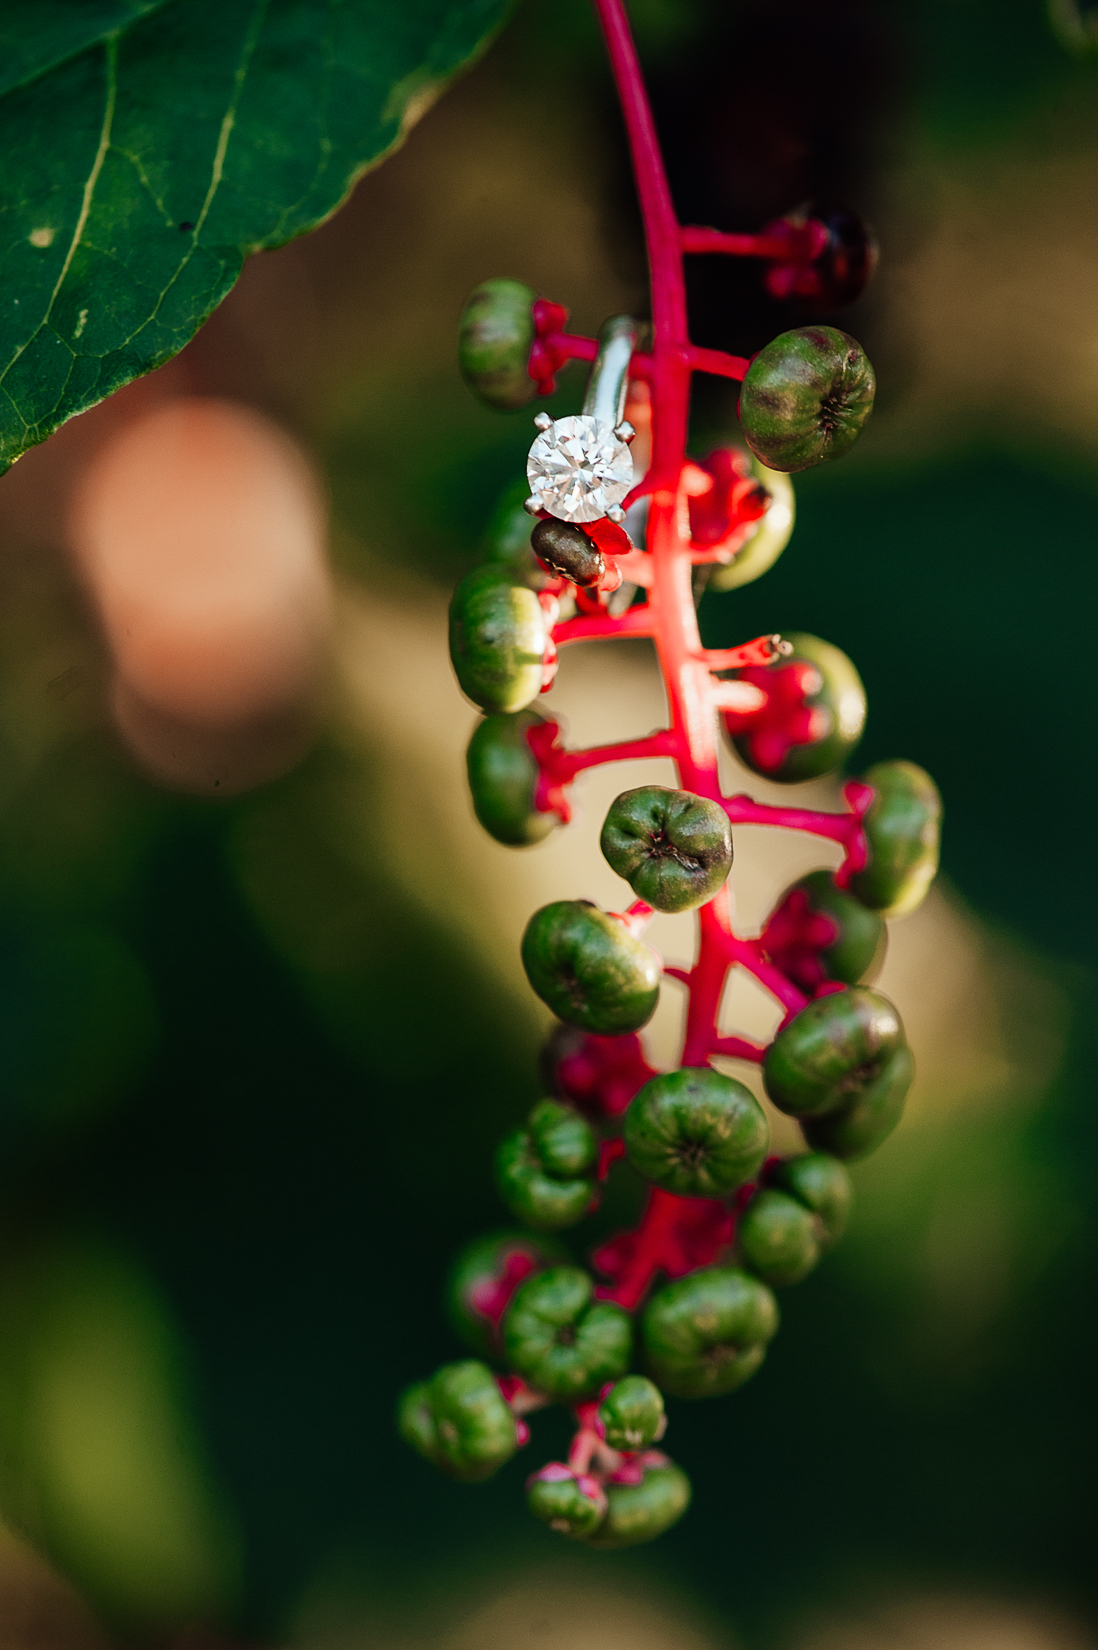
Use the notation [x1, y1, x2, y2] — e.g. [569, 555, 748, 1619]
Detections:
[708, 455, 795, 593]
[483, 477, 553, 590]
[770, 1152, 852, 1246]
[625, 1066, 769, 1198]
[802, 1043, 914, 1161]
[495, 1101, 598, 1231]
[738, 1188, 822, 1287]
[526, 1465, 607, 1538]
[458, 278, 538, 410]
[763, 869, 885, 992]
[447, 1230, 568, 1359]
[467, 709, 558, 847]
[850, 760, 942, 917]
[763, 985, 907, 1118]
[738, 326, 875, 472]
[531, 518, 605, 587]
[600, 787, 733, 913]
[598, 1375, 665, 1451]
[398, 1360, 517, 1482]
[529, 1098, 598, 1178]
[642, 1267, 779, 1399]
[449, 565, 548, 714]
[521, 901, 661, 1035]
[586, 1458, 692, 1548]
[503, 1265, 633, 1402]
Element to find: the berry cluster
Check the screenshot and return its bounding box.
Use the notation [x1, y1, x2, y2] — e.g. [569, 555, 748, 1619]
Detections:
[399, 0, 941, 1549]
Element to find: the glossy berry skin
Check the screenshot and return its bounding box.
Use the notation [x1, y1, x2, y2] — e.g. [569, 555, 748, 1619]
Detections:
[763, 986, 913, 1161]
[586, 1457, 692, 1548]
[722, 633, 866, 784]
[802, 1042, 914, 1161]
[708, 455, 796, 593]
[449, 565, 547, 714]
[521, 901, 661, 1036]
[850, 760, 943, 917]
[761, 869, 885, 992]
[737, 1188, 822, 1287]
[467, 709, 558, 847]
[458, 278, 539, 410]
[495, 1100, 598, 1231]
[531, 518, 605, 587]
[398, 1360, 517, 1482]
[642, 1267, 779, 1398]
[447, 1230, 568, 1359]
[738, 326, 875, 473]
[600, 787, 733, 913]
[771, 1152, 853, 1246]
[625, 1067, 769, 1198]
[526, 1464, 608, 1538]
[503, 1266, 633, 1402]
[598, 1375, 666, 1451]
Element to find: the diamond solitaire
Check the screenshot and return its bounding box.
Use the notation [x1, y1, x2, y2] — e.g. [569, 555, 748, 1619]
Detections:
[527, 415, 634, 524]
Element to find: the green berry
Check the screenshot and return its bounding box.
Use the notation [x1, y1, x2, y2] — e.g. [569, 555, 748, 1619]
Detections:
[467, 709, 559, 847]
[763, 869, 885, 992]
[503, 1266, 633, 1402]
[458, 278, 538, 410]
[770, 1152, 852, 1246]
[495, 1101, 598, 1231]
[398, 1360, 517, 1482]
[483, 477, 552, 590]
[449, 565, 548, 714]
[624, 1066, 769, 1198]
[850, 760, 942, 917]
[802, 1043, 914, 1161]
[737, 1189, 821, 1287]
[642, 1267, 779, 1398]
[447, 1231, 568, 1359]
[708, 455, 795, 593]
[763, 987, 913, 1161]
[586, 1459, 692, 1548]
[526, 1465, 607, 1538]
[529, 1098, 598, 1177]
[738, 326, 875, 472]
[598, 1375, 665, 1451]
[599, 787, 733, 913]
[763, 985, 907, 1118]
[729, 633, 866, 784]
[521, 901, 660, 1035]
[531, 519, 605, 587]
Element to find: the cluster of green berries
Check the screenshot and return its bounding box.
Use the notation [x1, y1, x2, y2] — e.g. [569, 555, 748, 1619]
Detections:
[401, 209, 941, 1549]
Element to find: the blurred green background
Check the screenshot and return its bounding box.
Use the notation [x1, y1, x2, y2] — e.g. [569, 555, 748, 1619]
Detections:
[0, 1, 1094, 1647]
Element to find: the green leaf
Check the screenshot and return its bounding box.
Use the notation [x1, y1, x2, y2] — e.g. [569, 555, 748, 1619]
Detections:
[0, 0, 513, 472]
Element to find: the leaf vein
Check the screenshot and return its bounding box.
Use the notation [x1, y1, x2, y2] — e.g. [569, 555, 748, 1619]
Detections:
[0, 34, 119, 386]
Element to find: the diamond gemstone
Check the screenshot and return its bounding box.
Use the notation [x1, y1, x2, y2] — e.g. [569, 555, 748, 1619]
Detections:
[526, 415, 634, 524]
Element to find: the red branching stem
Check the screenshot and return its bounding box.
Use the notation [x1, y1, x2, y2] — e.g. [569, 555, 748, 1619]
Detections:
[680, 220, 829, 261]
[686, 345, 750, 381]
[551, 730, 679, 781]
[710, 1034, 768, 1064]
[512, 0, 871, 1318]
[553, 606, 655, 646]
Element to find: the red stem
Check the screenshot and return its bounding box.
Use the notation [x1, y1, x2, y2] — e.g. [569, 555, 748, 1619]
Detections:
[510, 0, 870, 1314]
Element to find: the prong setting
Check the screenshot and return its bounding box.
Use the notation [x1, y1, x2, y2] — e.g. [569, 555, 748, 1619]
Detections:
[614, 420, 636, 443]
[534, 412, 554, 432]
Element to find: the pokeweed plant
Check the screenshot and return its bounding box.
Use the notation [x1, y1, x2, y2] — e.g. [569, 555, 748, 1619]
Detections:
[402, 0, 943, 1548]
